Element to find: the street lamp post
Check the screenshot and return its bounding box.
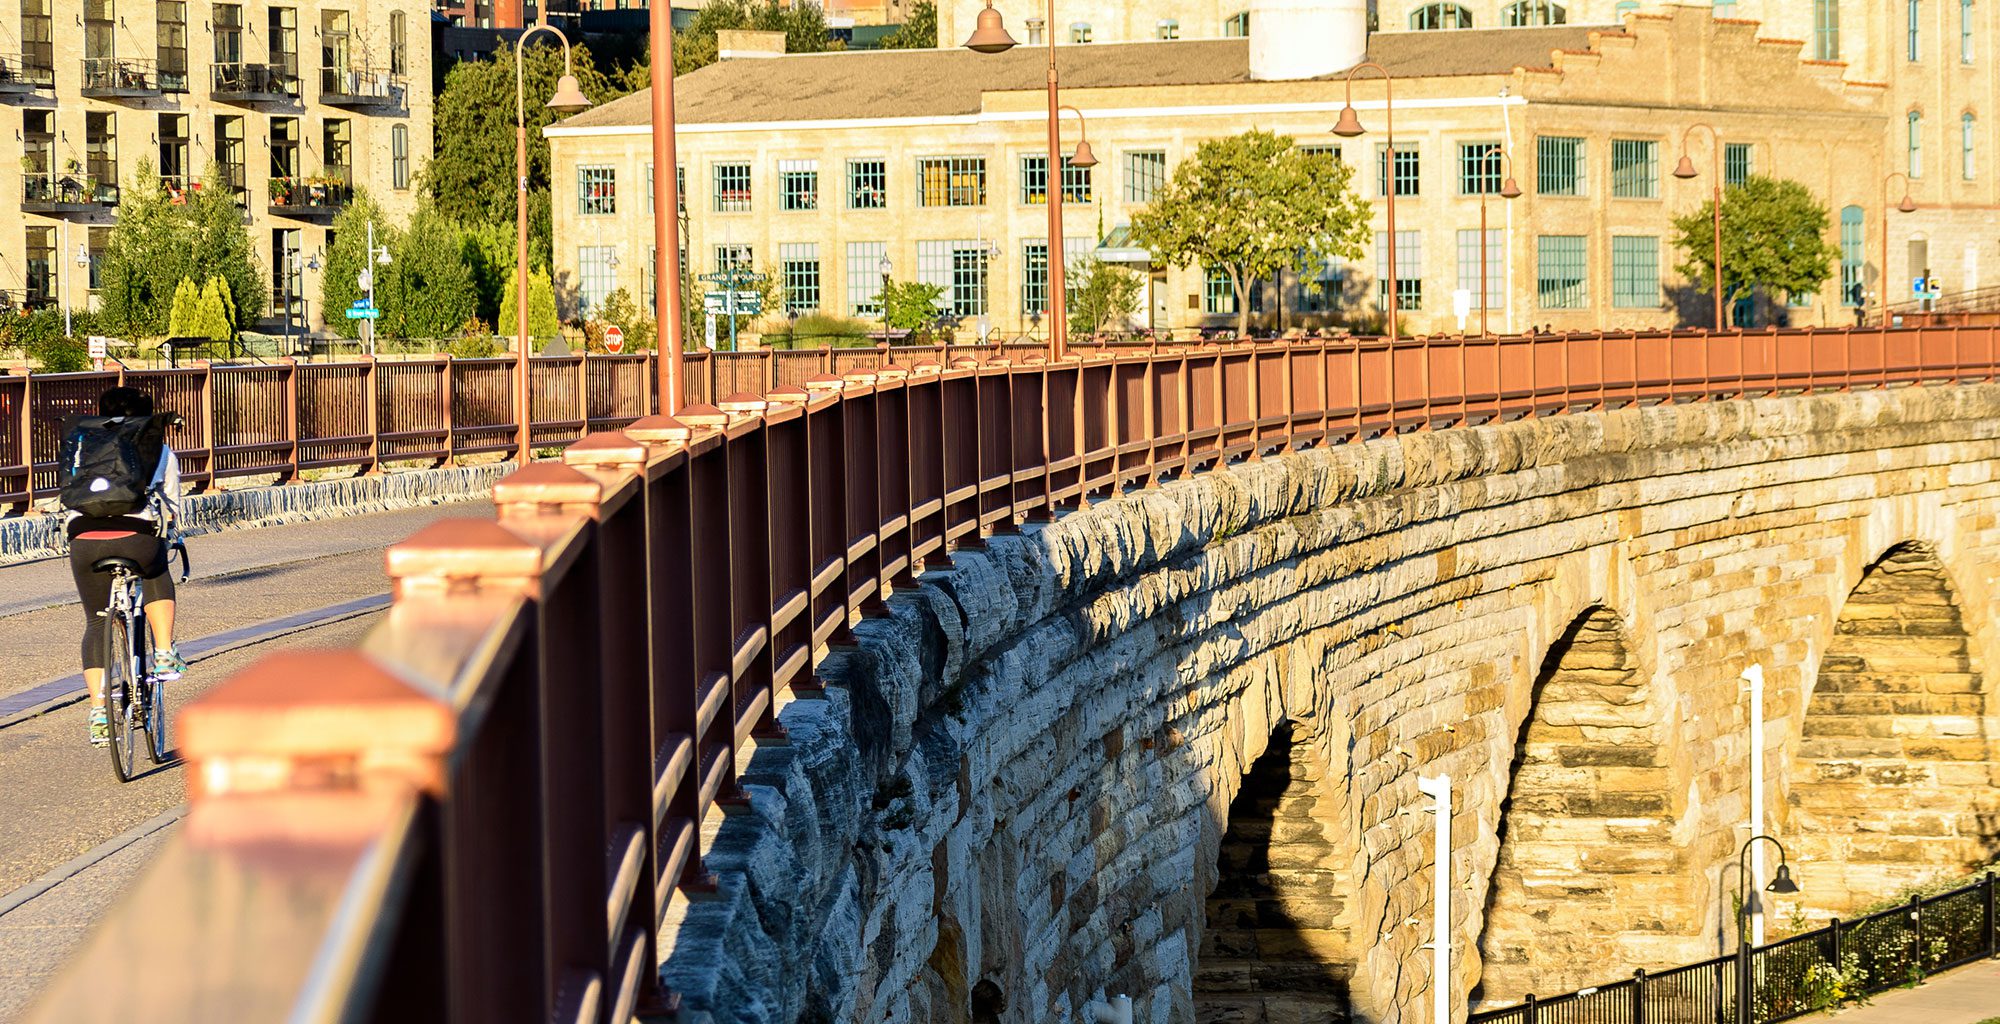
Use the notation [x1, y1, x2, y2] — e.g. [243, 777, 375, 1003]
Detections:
[964, 1, 1100, 361]
[1879, 173, 1917, 325]
[513, 23, 592, 465]
[1734, 835, 1801, 1024]
[1672, 123, 1726, 331]
[1474, 145, 1523, 336]
[649, 0, 684, 414]
[360, 220, 392, 357]
[878, 253, 893, 341]
[1332, 63, 1399, 343]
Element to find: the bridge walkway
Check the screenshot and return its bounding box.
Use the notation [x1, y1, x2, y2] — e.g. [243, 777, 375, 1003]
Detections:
[1803, 958, 2000, 1023]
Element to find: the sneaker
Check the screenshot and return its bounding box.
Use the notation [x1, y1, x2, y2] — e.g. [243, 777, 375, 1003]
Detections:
[153, 647, 187, 682]
[89, 706, 109, 747]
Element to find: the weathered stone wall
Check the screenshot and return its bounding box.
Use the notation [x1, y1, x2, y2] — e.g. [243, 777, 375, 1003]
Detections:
[660, 383, 2000, 1024]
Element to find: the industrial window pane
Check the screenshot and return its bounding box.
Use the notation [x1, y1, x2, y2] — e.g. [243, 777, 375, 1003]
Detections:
[1503, 1, 1566, 26]
[391, 125, 408, 189]
[1374, 230, 1423, 311]
[1455, 229, 1503, 309]
[848, 241, 886, 316]
[713, 162, 751, 212]
[1124, 150, 1166, 202]
[1909, 111, 1924, 177]
[1715, 1, 1738, 18]
[918, 156, 985, 207]
[1964, 113, 1977, 178]
[1724, 143, 1753, 186]
[1376, 143, 1420, 197]
[781, 242, 820, 314]
[1070, 21, 1091, 42]
[714, 244, 753, 272]
[578, 165, 615, 215]
[779, 158, 818, 211]
[1839, 205, 1865, 306]
[1537, 136, 1586, 196]
[1458, 141, 1502, 195]
[1964, 0, 1976, 62]
[1910, 0, 1921, 60]
[1813, 0, 1840, 61]
[848, 159, 886, 209]
[157, 1, 188, 91]
[1610, 236, 1659, 308]
[1298, 254, 1345, 312]
[1610, 139, 1657, 198]
[1224, 11, 1250, 36]
[1410, 3, 1472, 29]
[1022, 242, 1048, 315]
[1204, 267, 1236, 314]
[1157, 18, 1179, 38]
[1021, 154, 1091, 204]
[1536, 235, 1588, 309]
[578, 246, 617, 317]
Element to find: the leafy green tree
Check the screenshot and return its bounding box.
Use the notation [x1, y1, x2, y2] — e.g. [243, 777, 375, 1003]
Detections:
[1673, 175, 1841, 328]
[671, 0, 836, 74]
[194, 277, 232, 341]
[878, 0, 937, 48]
[1131, 129, 1371, 337]
[97, 160, 264, 337]
[4, 308, 95, 369]
[458, 221, 516, 326]
[320, 193, 392, 340]
[881, 278, 947, 331]
[1068, 258, 1143, 338]
[501, 268, 563, 344]
[425, 42, 620, 271]
[383, 208, 479, 339]
[594, 287, 656, 351]
[166, 277, 201, 337]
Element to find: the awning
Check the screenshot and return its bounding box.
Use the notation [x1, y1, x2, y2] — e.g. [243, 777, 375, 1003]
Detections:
[1094, 225, 1156, 267]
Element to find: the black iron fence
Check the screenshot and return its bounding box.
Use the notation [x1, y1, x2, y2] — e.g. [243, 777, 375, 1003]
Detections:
[1472, 873, 2000, 1024]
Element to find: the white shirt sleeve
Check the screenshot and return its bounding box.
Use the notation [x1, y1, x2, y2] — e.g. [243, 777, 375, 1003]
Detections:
[154, 448, 182, 523]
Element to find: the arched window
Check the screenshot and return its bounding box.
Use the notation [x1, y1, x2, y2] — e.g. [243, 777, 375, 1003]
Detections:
[1910, 110, 1925, 176]
[1502, 1, 1566, 26]
[1410, 2, 1472, 28]
[1615, 0, 1639, 15]
[1963, 0, 1976, 62]
[1813, 0, 1841, 60]
[1963, 111, 1977, 178]
[1839, 206, 1865, 307]
[1069, 21, 1091, 43]
[1157, 18, 1179, 39]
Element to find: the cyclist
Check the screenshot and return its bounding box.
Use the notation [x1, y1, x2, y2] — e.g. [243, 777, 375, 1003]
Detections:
[66, 387, 184, 747]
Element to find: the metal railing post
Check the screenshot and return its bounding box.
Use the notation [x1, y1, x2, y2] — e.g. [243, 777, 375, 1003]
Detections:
[439, 355, 456, 468]
[362, 356, 381, 476]
[1987, 873, 1998, 956]
[282, 357, 301, 484]
[18, 370, 34, 512]
[1633, 967, 1646, 1024]
[1524, 993, 1536, 1024]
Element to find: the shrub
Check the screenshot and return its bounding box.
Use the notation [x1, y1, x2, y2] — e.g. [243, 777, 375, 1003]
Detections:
[767, 312, 875, 349]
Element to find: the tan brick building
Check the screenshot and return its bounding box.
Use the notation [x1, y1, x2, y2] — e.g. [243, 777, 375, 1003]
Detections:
[1, 0, 432, 332]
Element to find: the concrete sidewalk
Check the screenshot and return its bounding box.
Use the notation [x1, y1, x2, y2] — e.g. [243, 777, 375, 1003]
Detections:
[1805, 958, 2000, 1023]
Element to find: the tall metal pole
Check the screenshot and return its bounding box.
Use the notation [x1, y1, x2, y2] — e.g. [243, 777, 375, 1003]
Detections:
[365, 219, 377, 357]
[1880, 172, 1914, 327]
[1744, 663, 1766, 946]
[1333, 64, 1397, 343]
[1479, 195, 1488, 337]
[649, 0, 684, 414]
[1418, 774, 1453, 1024]
[515, 44, 532, 464]
[1043, 0, 1067, 360]
[1675, 124, 1725, 330]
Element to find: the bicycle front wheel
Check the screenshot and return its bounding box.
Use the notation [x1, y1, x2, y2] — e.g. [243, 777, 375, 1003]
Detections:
[105, 610, 141, 783]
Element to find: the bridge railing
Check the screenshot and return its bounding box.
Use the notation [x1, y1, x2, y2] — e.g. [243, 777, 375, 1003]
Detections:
[24, 326, 2000, 1024]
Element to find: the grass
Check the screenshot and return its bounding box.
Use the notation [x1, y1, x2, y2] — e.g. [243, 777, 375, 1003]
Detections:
[1972, 1018, 2000, 1024]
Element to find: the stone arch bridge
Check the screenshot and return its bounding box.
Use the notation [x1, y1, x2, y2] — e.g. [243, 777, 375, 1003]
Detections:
[31, 332, 2000, 1024]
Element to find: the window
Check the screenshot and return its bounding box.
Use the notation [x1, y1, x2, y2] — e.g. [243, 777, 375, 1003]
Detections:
[85, 0, 111, 62]
[1965, 113, 1978, 178]
[1157, 18, 1179, 38]
[1714, 0, 1736, 13]
[86, 112, 117, 196]
[22, 110, 50, 187]
[323, 119, 351, 183]
[1411, 2, 1471, 28]
[1125, 150, 1167, 202]
[779, 159, 819, 211]
[1611, 236, 1659, 308]
[848, 241, 887, 316]
[1025, 18, 1044, 45]
[1964, 0, 1975, 62]
[26, 227, 52, 307]
[273, 228, 302, 324]
[1813, 0, 1840, 61]
[1502, 1, 1566, 25]
[391, 10, 408, 77]
[1455, 229, 1503, 308]
[714, 162, 752, 211]
[647, 164, 685, 214]
[1724, 142, 1753, 186]
[392, 125, 409, 189]
[158, 114, 188, 188]
[1375, 230, 1423, 310]
[1910, 0, 1921, 60]
[1610, 139, 1658, 198]
[157, 1, 188, 91]
[781, 243, 821, 315]
[1298, 143, 1342, 162]
[918, 156, 986, 207]
[1536, 235, 1588, 309]
[1615, 0, 1638, 13]
[215, 114, 245, 196]
[320, 9, 350, 93]
[1787, 287, 1815, 309]
[1023, 242, 1050, 315]
[1910, 110, 1925, 177]
[1299, 255, 1344, 312]
[88, 227, 109, 291]
[1070, 21, 1091, 43]
[848, 159, 887, 209]
[1458, 141, 1502, 195]
[1377, 143, 1420, 197]
[577, 246, 617, 317]
[271, 117, 300, 180]
[1204, 267, 1237, 314]
[714, 244, 753, 273]
[1839, 206, 1865, 307]
[1537, 136, 1586, 195]
[22, 0, 52, 82]
[1224, 11, 1250, 36]
[1020, 154, 1091, 204]
[270, 6, 298, 89]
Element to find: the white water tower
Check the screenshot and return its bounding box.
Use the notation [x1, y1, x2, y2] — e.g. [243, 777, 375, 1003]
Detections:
[1248, 0, 1369, 81]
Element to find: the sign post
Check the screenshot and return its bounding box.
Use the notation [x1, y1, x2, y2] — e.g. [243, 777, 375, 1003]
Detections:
[699, 268, 767, 352]
[705, 313, 718, 351]
[87, 335, 108, 371]
[603, 324, 624, 354]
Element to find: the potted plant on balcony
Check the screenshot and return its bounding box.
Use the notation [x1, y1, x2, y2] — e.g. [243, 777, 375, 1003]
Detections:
[269, 177, 293, 206]
[306, 175, 328, 207]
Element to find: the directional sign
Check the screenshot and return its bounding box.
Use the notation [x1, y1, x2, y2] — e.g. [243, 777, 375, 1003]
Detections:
[700, 271, 769, 284]
[345, 308, 382, 320]
[704, 290, 763, 314]
[349, 297, 375, 310]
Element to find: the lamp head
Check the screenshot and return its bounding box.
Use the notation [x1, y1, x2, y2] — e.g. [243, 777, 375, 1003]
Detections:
[547, 73, 591, 115]
[1069, 139, 1098, 169]
[964, 2, 1018, 53]
[1768, 863, 1800, 895]
[1499, 176, 1523, 200]
[1672, 155, 1699, 180]
[878, 255, 893, 276]
[1331, 105, 1365, 138]
[1898, 194, 1918, 213]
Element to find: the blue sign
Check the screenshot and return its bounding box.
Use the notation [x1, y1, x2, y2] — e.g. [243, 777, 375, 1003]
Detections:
[348, 299, 375, 311]
[345, 308, 382, 320]
[1913, 276, 1927, 294]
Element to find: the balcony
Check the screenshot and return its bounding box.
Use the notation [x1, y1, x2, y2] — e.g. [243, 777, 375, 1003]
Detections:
[211, 62, 297, 104]
[267, 173, 352, 221]
[81, 57, 161, 99]
[319, 66, 399, 107]
[23, 172, 119, 215]
[0, 52, 53, 94]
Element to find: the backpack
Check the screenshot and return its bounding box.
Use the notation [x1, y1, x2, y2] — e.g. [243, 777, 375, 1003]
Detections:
[57, 414, 170, 519]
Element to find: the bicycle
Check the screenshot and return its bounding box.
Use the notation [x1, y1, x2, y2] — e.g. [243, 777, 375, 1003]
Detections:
[96, 519, 189, 782]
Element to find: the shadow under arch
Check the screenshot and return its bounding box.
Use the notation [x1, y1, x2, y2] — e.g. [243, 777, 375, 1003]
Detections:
[1473, 605, 1694, 1006]
[1786, 541, 2000, 920]
[1192, 721, 1359, 1023]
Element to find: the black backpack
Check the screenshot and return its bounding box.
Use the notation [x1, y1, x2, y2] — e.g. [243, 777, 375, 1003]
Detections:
[57, 413, 170, 518]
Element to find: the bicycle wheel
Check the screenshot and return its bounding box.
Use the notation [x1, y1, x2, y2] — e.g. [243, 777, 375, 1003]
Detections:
[144, 629, 169, 765]
[105, 606, 140, 782]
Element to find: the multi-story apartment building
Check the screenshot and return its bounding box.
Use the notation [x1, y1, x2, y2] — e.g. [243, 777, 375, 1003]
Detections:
[0, 0, 431, 332]
[546, 4, 1890, 338]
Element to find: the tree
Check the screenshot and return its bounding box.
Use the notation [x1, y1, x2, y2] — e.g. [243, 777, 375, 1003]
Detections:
[383, 208, 479, 339]
[1131, 129, 1371, 337]
[501, 268, 563, 345]
[1068, 258, 1143, 338]
[97, 160, 265, 337]
[881, 278, 947, 331]
[878, 1, 937, 49]
[595, 287, 656, 351]
[671, 0, 837, 75]
[166, 277, 201, 337]
[1673, 175, 1841, 328]
[194, 277, 232, 341]
[458, 221, 516, 327]
[321, 193, 392, 340]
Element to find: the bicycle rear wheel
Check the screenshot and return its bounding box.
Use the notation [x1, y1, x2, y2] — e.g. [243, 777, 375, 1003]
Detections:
[105, 609, 140, 782]
[144, 638, 169, 765]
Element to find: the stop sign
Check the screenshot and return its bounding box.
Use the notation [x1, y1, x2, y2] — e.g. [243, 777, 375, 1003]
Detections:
[604, 325, 624, 354]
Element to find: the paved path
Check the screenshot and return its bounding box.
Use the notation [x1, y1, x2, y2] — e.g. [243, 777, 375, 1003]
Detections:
[1805, 958, 2000, 1023]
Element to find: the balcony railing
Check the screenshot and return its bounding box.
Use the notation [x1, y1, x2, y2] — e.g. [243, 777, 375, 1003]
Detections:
[81, 56, 161, 97]
[268, 173, 353, 220]
[211, 62, 297, 102]
[22, 172, 119, 212]
[0, 52, 53, 92]
[319, 66, 398, 106]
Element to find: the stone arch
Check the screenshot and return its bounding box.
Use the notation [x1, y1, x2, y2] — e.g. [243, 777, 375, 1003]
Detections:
[1786, 542, 2000, 919]
[1474, 606, 1690, 1005]
[1193, 720, 1359, 1024]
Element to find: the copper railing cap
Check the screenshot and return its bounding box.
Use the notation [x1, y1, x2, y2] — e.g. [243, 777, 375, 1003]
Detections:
[877, 364, 911, 381]
[561, 430, 649, 466]
[802, 373, 848, 393]
[765, 384, 811, 405]
[494, 460, 604, 507]
[911, 359, 946, 375]
[841, 369, 880, 386]
[180, 650, 454, 763]
[626, 413, 696, 443]
[676, 402, 729, 428]
[717, 392, 770, 416]
[386, 518, 543, 581]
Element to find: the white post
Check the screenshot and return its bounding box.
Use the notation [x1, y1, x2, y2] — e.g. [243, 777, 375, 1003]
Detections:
[1417, 773, 1453, 1024]
[60, 219, 72, 338]
[365, 219, 377, 357]
[1743, 663, 1766, 946]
